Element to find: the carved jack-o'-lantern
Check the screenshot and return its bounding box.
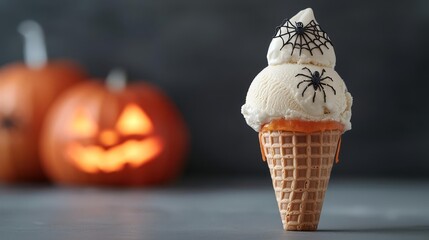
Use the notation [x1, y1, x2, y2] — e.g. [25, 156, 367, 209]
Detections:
[41, 69, 188, 186]
[0, 21, 86, 183]
[67, 103, 163, 173]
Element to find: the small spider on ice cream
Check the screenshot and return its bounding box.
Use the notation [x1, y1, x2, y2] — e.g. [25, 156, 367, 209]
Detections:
[295, 67, 336, 103]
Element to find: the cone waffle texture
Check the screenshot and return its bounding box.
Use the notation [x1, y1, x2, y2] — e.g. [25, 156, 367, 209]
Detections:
[259, 129, 341, 231]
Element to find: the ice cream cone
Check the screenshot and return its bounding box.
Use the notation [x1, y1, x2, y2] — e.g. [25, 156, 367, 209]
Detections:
[241, 8, 352, 231]
[259, 122, 342, 231]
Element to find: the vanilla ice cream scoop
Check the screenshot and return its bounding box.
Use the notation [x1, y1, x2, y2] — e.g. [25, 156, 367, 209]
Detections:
[267, 8, 336, 67]
[241, 8, 352, 132]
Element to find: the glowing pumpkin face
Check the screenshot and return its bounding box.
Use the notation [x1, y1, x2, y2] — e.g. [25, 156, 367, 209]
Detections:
[67, 104, 163, 173]
[41, 80, 188, 186]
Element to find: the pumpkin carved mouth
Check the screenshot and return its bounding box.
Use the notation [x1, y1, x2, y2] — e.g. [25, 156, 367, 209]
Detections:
[65, 103, 164, 173]
[67, 136, 163, 173]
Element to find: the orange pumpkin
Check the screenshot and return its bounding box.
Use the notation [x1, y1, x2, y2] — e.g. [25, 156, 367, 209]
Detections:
[0, 21, 86, 182]
[40, 69, 189, 186]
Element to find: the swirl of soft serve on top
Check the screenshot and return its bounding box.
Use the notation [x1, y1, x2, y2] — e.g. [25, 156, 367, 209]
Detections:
[241, 8, 352, 132]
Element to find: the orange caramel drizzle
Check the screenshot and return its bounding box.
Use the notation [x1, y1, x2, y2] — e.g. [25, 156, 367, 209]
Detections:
[261, 119, 344, 132]
[258, 132, 267, 161]
[259, 119, 344, 163]
[335, 137, 342, 164]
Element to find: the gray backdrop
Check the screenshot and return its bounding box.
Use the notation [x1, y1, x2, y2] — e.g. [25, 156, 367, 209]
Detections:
[0, 0, 428, 178]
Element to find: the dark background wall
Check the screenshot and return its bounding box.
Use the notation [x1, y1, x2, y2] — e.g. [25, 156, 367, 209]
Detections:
[0, 0, 428, 178]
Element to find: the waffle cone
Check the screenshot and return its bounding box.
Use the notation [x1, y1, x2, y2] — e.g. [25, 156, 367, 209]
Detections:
[259, 128, 342, 231]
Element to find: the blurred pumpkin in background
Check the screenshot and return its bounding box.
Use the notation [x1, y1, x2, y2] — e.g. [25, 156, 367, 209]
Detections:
[0, 20, 86, 183]
[41, 69, 189, 186]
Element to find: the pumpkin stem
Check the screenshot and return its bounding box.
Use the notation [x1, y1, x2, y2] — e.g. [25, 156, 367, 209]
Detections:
[106, 68, 127, 92]
[18, 20, 48, 69]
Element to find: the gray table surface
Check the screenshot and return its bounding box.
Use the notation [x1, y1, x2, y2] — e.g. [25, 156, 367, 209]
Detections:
[0, 179, 428, 240]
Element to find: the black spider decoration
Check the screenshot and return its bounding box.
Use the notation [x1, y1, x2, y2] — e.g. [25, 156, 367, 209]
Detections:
[273, 19, 332, 56]
[296, 67, 336, 103]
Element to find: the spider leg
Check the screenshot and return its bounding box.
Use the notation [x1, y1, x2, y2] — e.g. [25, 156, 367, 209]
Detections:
[300, 32, 316, 54]
[276, 31, 286, 45]
[301, 83, 313, 97]
[320, 83, 336, 95]
[282, 19, 294, 28]
[282, 26, 296, 32]
[304, 21, 320, 38]
[319, 70, 333, 81]
[303, 21, 328, 40]
[278, 30, 297, 38]
[320, 84, 327, 102]
[279, 32, 298, 50]
[299, 33, 309, 55]
[291, 31, 300, 55]
[312, 91, 317, 102]
[301, 67, 313, 75]
[279, 31, 292, 37]
[304, 27, 322, 37]
[303, 20, 331, 39]
[295, 73, 312, 79]
[304, 20, 317, 28]
[298, 33, 303, 55]
[303, 28, 318, 36]
[274, 19, 294, 37]
[297, 80, 311, 88]
[320, 76, 333, 82]
[302, 31, 317, 48]
[275, 20, 298, 47]
[305, 33, 325, 54]
[302, 31, 324, 55]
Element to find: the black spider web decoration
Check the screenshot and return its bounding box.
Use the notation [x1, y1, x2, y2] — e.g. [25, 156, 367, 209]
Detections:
[273, 19, 333, 56]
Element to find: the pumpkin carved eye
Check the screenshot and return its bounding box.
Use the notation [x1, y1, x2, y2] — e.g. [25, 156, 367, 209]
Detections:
[1, 117, 17, 129]
[116, 103, 153, 135]
[70, 109, 97, 137]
